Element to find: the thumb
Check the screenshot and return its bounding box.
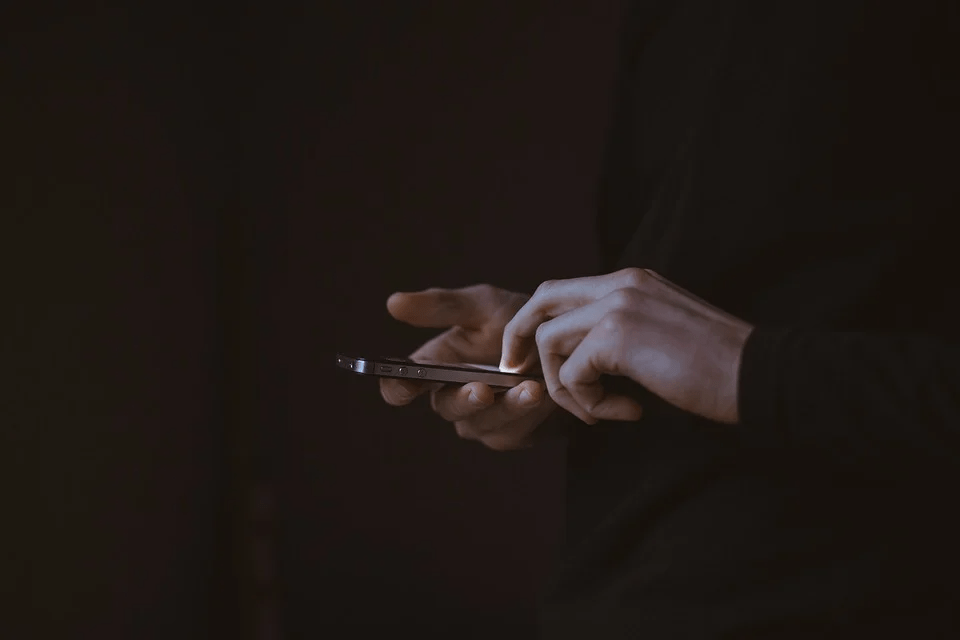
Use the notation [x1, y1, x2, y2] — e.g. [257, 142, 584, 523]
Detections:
[386, 286, 489, 329]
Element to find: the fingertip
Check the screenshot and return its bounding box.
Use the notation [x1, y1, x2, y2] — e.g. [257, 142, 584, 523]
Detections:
[513, 381, 543, 408]
[587, 396, 643, 422]
[464, 381, 494, 406]
[380, 379, 419, 405]
[386, 292, 409, 317]
[522, 378, 544, 396]
[498, 346, 526, 374]
[498, 334, 518, 372]
[500, 345, 538, 376]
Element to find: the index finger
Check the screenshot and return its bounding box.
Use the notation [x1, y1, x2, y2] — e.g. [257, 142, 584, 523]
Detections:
[500, 269, 647, 371]
[387, 284, 494, 330]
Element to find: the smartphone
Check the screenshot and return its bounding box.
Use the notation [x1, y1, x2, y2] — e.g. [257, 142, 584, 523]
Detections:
[336, 354, 542, 388]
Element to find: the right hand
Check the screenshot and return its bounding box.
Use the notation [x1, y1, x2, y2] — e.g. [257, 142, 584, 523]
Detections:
[380, 284, 557, 451]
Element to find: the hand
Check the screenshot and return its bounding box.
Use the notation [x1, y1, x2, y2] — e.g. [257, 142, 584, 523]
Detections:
[381, 284, 557, 450]
[500, 268, 754, 425]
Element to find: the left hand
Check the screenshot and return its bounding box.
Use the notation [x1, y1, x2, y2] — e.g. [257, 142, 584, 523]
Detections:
[499, 268, 755, 425]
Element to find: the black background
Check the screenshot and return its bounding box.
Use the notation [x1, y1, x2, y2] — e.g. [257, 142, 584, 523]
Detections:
[3, 2, 624, 637]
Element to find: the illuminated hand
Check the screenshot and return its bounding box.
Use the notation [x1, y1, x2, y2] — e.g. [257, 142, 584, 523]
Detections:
[500, 268, 754, 425]
[381, 285, 556, 450]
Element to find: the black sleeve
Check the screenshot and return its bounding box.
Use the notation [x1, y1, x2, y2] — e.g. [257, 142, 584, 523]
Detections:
[737, 328, 960, 461]
[594, 1, 676, 274]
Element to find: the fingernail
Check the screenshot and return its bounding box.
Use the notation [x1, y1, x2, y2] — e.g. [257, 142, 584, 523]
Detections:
[500, 360, 521, 374]
[468, 391, 486, 407]
[518, 388, 541, 407]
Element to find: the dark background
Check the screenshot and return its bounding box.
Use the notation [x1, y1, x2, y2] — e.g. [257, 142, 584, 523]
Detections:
[3, 2, 623, 637]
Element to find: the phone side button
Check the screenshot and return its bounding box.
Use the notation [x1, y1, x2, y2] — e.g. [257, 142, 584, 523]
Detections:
[379, 365, 393, 373]
[417, 368, 425, 378]
[398, 367, 407, 375]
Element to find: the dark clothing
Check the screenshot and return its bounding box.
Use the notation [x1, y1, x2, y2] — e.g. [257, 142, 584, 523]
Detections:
[541, 1, 960, 637]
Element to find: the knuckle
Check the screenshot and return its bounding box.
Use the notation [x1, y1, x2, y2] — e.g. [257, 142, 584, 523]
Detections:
[424, 287, 454, 306]
[598, 310, 629, 336]
[608, 287, 642, 309]
[619, 267, 647, 289]
[535, 279, 557, 297]
[422, 288, 458, 312]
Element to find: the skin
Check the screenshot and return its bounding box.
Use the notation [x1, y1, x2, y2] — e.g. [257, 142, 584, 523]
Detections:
[379, 284, 557, 451]
[383, 269, 755, 451]
[501, 268, 755, 430]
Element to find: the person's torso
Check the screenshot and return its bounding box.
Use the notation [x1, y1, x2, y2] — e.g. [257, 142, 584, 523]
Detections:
[542, 1, 960, 637]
